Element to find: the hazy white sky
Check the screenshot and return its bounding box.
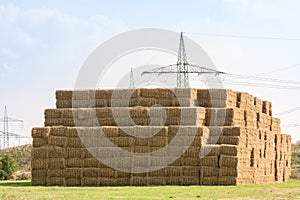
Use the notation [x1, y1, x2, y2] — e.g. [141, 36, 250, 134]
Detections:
[0, 0, 299, 145]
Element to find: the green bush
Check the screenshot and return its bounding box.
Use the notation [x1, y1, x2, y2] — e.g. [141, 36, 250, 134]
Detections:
[0, 154, 18, 180]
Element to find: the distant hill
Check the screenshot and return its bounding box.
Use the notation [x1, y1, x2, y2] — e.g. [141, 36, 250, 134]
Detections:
[292, 142, 300, 169]
[0, 144, 31, 179]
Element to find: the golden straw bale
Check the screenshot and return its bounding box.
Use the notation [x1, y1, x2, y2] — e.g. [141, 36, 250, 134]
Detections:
[219, 155, 239, 167]
[199, 145, 221, 157]
[32, 138, 48, 148]
[47, 177, 65, 186]
[94, 89, 113, 99]
[81, 177, 99, 186]
[31, 169, 47, 177]
[67, 137, 84, 148]
[32, 127, 50, 138]
[149, 177, 166, 185]
[199, 156, 219, 167]
[31, 177, 47, 186]
[49, 136, 67, 148]
[65, 168, 82, 178]
[65, 178, 81, 186]
[47, 169, 64, 177]
[200, 177, 218, 185]
[48, 146, 65, 158]
[31, 158, 48, 169]
[182, 176, 199, 185]
[48, 158, 65, 169]
[56, 90, 73, 101]
[200, 166, 219, 177]
[165, 176, 181, 185]
[182, 166, 200, 176]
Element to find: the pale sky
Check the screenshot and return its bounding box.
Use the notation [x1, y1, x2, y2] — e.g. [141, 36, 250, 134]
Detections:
[0, 0, 299, 146]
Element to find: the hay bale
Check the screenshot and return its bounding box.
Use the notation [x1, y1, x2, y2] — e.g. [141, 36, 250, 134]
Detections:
[31, 147, 48, 158]
[218, 177, 242, 185]
[149, 177, 166, 185]
[48, 146, 65, 158]
[65, 178, 81, 186]
[67, 137, 84, 148]
[174, 98, 197, 107]
[199, 145, 221, 157]
[82, 158, 103, 168]
[219, 155, 239, 167]
[165, 176, 181, 185]
[223, 127, 246, 136]
[82, 177, 99, 186]
[32, 138, 48, 147]
[44, 109, 62, 119]
[183, 146, 200, 158]
[218, 136, 242, 145]
[56, 100, 72, 108]
[199, 156, 219, 167]
[94, 89, 113, 99]
[236, 92, 255, 111]
[200, 166, 219, 177]
[173, 88, 198, 98]
[66, 147, 82, 158]
[182, 166, 200, 176]
[65, 168, 82, 178]
[31, 169, 47, 177]
[221, 145, 243, 156]
[198, 89, 237, 108]
[102, 126, 119, 137]
[31, 158, 48, 169]
[48, 158, 65, 169]
[32, 127, 50, 138]
[182, 176, 199, 185]
[254, 97, 263, 113]
[47, 177, 65, 186]
[31, 176, 47, 186]
[47, 169, 64, 177]
[49, 136, 67, 147]
[200, 177, 218, 185]
[130, 176, 149, 186]
[66, 157, 82, 168]
[262, 101, 272, 116]
[219, 167, 239, 176]
[56, 90, 73, 101]
[166, 166, 181, 177]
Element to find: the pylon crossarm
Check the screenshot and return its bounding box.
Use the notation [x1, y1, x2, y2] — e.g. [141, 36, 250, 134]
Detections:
[188, 64, 225, 75]
[0, 117, 23, 122]
[141, 64, 178, 76]
[0, 131, 29, 138]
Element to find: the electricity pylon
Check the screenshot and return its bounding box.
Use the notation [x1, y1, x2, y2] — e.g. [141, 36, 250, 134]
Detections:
[0, 106, 28, 149]
[129, 67, 135, 88]
[141, 32, 224, 88]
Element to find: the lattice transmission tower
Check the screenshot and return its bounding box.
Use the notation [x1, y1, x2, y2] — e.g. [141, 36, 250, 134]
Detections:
[0, 106, 29, 149]
[141, 32, 224, 88]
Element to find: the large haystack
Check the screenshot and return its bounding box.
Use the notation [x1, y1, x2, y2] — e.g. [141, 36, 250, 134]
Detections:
[31, 88, 291, 186]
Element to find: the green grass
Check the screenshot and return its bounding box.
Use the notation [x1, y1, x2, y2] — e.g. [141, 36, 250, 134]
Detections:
[0, 180, 300, 200]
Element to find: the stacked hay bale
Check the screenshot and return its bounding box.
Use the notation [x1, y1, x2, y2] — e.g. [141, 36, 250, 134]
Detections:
[31, 88, 291, 186]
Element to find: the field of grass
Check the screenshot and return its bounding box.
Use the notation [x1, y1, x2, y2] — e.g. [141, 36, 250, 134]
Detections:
[0, 180, 300, 200]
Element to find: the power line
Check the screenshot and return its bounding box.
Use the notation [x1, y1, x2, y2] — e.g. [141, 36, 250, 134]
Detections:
[191, 77, 300, 90]
[276, 106, 300, 116]
[282, 123, 300, 128]
[254, 64, 300, 76]
[185, 32, 300, 41]
[225, 73, 300, 85]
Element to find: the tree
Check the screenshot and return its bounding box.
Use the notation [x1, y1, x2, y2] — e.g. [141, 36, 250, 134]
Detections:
[0, 154, 18, 180]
